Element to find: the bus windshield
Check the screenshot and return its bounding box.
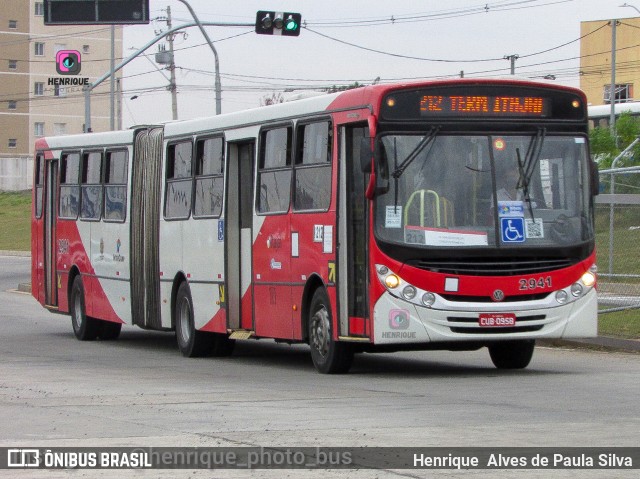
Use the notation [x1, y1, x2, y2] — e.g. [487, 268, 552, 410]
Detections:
[374, 133, 593, 249]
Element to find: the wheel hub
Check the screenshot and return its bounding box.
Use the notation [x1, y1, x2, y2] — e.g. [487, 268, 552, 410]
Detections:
[310, 306, 330, 358]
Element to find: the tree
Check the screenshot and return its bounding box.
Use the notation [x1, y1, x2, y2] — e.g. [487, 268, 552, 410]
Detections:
[260, 92, 285, 106]
[589, 112, 640, 169]
[325, 82, 363, 93]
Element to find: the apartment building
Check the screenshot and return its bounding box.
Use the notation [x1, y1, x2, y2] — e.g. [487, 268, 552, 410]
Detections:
[0, 0, 123, 159]
[580, 16, 640, 106]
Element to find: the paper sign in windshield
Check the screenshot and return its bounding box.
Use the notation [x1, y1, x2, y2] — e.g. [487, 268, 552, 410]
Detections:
[385, 206, 402, 228]
[405, 226, 488, 246]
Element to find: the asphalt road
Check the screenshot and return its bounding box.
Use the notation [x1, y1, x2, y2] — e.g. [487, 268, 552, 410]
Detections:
[1, 255, 639, 478]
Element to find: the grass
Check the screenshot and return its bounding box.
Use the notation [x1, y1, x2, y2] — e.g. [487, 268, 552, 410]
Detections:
[594, 206, 640, 281]
[0, 191, 31, 251]
[598, 309, 640, 339]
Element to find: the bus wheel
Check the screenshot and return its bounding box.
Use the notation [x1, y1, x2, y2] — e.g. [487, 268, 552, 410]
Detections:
[98, 321, 122, 340]
[175, 282, 211, 357]
[70, 276, 99, 341]
[488, 340, 535, 369]
[308, 288, 353, 374]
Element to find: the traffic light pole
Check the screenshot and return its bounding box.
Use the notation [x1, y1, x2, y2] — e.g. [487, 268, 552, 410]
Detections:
[83, 20, 252, 132]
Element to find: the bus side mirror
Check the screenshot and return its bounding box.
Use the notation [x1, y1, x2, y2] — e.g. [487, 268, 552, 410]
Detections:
[360, 137, 373, 173]
[590, 160, 600, 196]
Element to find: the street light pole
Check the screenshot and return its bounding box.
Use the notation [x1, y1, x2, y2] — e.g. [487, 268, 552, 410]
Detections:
[83, 20, 251, 132]
[620, 3, 640, 15]
[176, 0, 222, 115]
[610, 19, 617, 135]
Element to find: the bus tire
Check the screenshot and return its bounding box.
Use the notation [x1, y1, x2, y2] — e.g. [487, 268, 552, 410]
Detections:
[175, 281, 212, 357]
[488, 340, 535, 369]
[98, 321, 122, 340]
[70, 276, 100, 341]
[308, 288, 353, 374]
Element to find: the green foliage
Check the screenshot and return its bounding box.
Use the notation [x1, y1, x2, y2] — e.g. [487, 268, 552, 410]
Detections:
[616, 112, 640, 146]
[0, 191, 31, 251]
[590, 112, 640, 169]
[589, 127, 617, 168]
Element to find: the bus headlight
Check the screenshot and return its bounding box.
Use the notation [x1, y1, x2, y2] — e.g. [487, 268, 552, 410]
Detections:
[402, 285, 417, 300]
[571, 283, 584, 297]
[581, 271, 596, 288]
[385, 274, 400, 289]
[555, 290, 569, 304]
[422, 292, 436, 307]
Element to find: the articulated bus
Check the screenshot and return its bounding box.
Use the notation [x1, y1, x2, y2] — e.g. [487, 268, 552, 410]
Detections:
[32, 79, 599, 374]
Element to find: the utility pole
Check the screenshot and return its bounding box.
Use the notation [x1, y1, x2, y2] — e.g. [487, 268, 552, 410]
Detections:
[609, 19, 618, 136]
[165, 6, 179, 120]
[110, 25, 116, 130]
[504, 54, 519, 75]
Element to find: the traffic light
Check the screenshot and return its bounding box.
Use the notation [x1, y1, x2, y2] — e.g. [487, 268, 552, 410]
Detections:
[255, 11, 301, 36]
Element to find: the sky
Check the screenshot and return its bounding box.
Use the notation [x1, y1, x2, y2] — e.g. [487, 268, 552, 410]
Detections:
[119, 0, 639, 127]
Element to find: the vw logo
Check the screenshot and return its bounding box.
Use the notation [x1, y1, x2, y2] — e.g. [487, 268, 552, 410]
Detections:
[492, 289, 505, 302]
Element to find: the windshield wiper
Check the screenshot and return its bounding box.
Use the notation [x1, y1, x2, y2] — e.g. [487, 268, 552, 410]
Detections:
[391, 126, 440, 179]
[516, 127, 546, 218]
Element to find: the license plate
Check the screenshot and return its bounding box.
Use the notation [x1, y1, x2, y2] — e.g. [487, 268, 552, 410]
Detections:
[479, 313, 516, 327]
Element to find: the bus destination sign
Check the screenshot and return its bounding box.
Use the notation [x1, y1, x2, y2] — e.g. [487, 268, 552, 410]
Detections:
[419, 95, 549, 117]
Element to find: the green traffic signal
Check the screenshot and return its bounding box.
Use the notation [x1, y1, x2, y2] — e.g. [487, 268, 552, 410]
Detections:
[285, 16, 298, 32]
[281, 13, 301, 36]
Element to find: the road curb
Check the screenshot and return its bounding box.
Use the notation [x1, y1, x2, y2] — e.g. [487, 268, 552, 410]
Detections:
[540, 337, 640, 352]
[0, 250, 30, 257]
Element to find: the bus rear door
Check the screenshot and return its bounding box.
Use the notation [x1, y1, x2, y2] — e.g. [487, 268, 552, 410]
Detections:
[226, 140, 255, 332]
[43, 157, 58, 307]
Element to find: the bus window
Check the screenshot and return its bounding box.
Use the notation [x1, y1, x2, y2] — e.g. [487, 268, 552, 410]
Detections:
[104, 150, 128, 222]
[165, 141, 193, 220]
[294, 120, 332, 211]
[59, 152, 80, 219]
[80, 151, 103, 221]
[193, 136, 224, 218]
[257, 126, 292, 214]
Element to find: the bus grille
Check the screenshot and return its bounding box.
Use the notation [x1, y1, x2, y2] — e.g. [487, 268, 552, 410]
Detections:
[406, 258, 573, 276]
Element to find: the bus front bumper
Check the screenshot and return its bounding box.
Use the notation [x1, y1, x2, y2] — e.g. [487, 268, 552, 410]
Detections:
[372, 288, 598, 345]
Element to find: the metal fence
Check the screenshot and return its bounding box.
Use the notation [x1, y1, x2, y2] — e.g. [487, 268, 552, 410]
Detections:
[596, 166, 640, 313]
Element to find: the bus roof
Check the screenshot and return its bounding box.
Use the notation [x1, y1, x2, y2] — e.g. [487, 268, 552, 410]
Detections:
[36, 128, 137, 151]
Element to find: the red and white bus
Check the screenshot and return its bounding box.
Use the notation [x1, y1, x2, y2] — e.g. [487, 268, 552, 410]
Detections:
[32, 78, 599, 374]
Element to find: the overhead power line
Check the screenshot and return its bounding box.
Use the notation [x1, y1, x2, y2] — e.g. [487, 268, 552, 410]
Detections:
[305, 0, 573, 27]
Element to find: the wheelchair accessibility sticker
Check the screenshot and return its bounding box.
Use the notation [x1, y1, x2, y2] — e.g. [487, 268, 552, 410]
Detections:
[501, 217, 525, 243]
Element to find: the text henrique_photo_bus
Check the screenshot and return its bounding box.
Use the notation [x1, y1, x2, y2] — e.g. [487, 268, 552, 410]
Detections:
[31, 78, 599, 374]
